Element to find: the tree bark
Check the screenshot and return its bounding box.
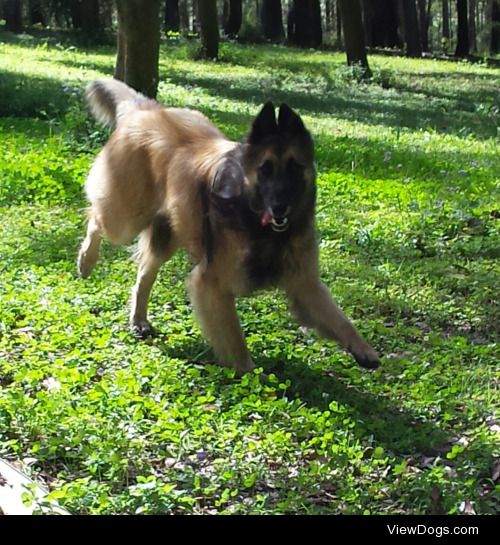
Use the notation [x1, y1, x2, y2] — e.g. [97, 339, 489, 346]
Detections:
[5, 0, 22, 32]
[455, 0, 469, 56]
[179, 0, 189, 35]
[402, 0, 422, 56]
[467, 0, 476, 51]
[417, 0, 432, 51]
[115, 0, 161, 98]
[442, 0, 450, 40]
[368, 0, 401, 48]
[70, 0, 83, 29]
[338, 0, 372, 77]
[223, 0, 242, 37]
[29, 0, 45, 25]
[198, 0, 219, 59]
[165, 0, 180, 32]
[288, 0, 322, 48]
[336, 0, 342, 46]
[261, 0, 284, 42]
[81, 0, 101, 36]
[491, 0, 500, 54]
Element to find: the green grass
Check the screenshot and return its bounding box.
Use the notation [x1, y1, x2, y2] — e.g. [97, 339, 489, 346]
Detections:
[0, 31, 499, 514]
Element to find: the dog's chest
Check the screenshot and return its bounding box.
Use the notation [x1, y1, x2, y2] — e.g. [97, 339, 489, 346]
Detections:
[245, 231, 289, 288]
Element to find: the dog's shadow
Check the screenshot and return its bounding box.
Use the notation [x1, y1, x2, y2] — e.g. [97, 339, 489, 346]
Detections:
[153, 333, 448, 456]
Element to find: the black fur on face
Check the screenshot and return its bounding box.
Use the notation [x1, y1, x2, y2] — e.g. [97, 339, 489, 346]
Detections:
[244, 103, 315, 227]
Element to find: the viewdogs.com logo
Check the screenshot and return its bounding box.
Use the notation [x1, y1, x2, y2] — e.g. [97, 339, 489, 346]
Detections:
[387, 525, 478, 538]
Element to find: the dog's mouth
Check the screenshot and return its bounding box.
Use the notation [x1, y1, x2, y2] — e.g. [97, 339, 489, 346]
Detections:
[260, 208, 290, 232]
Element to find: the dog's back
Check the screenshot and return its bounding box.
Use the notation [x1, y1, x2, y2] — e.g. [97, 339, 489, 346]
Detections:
[82, 79, 232, 250]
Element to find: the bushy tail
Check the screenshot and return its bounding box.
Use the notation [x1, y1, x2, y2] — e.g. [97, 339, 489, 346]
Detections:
[85, 79, 144, 128]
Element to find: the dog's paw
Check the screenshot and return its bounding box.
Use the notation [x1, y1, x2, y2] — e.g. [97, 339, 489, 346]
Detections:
[131, 321, 156, 339]
[351, 345, 381, 370]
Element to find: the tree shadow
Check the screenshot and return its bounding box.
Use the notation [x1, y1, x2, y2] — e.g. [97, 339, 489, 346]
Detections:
[163, 70, 499, 139]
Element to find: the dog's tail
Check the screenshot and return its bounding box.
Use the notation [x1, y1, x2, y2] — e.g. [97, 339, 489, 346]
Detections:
[85, 79, 150, 128]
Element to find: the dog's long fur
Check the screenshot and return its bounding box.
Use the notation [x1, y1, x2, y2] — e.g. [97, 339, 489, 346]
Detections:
[78, 79, 380, 374]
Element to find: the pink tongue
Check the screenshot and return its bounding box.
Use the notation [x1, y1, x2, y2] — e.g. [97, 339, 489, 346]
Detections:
[261, 210, 272, 226]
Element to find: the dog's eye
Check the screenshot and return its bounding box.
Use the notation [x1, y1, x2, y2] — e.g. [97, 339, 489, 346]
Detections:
[258, 160, 274, 178]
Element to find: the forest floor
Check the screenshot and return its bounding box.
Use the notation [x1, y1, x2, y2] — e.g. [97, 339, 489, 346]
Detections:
[0, 31, 499, 514]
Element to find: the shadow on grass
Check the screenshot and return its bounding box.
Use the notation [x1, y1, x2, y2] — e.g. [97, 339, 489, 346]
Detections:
[162, 69, 499, 139]
[152, 328, 448, 456]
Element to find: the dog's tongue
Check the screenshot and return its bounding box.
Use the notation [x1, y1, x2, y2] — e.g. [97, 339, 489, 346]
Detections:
[261, 210, 272, 227]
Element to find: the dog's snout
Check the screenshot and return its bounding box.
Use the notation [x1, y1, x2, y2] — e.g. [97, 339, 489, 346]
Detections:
[270, 204, 289, 219]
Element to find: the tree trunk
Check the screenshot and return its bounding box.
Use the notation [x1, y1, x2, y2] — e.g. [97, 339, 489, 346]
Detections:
[165, 0, 180, 32]
[261, 0, 284, 42]
[70, 0, 83, 29]
[115, 0, 161, 98]
[336, 0, 342, 46]
[179, 0, 189, 35]
[198, 0, 219, 59]
[417, 0, 432, 51]
[442, 0, 450, 40]
[29, 0, 45, 25]
[288, 0, 322, 48]
[467, 0, 476, 51]
[402, 0, 422, 56]
[5, 0, 23, 32]
[455, 0, 469, 56]
[491, 0, 500, 54]
[338, 0, 372, 77]
[369, 0, 401, 48]
[223, 0, 242, 37]
[81, 0, 100, 36]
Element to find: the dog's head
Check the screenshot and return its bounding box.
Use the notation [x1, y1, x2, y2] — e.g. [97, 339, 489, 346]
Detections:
[243, 102, 315, 232]
[211, 103, 315, 232]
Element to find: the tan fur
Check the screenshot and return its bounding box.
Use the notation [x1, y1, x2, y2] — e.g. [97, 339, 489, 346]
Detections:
[78, 79, 380, 374]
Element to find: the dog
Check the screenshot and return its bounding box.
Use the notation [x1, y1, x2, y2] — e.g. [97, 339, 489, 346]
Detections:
[77, 79, 380, 374]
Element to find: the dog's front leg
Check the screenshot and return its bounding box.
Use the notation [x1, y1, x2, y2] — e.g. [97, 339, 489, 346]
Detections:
[188, 266, 254, 375]
[285, 278, 380, 369]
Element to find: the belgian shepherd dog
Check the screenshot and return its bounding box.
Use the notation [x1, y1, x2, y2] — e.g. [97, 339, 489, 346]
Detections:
[77, 79, 380, 374]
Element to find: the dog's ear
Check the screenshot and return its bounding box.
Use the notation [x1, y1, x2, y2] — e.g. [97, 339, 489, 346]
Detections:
[278, 103, 306, 135]
[211, 158, 244, 200]
[248, 102, 277, 145]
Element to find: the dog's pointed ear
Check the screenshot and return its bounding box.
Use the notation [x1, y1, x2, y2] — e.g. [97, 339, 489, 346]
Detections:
[248, 102, 277, 144]
[211, 158, 244, 200]
[278, 103, 306, 135]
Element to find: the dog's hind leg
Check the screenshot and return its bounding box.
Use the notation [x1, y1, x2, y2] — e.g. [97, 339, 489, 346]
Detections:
[188, 265, 254, 375]
[78, 215, 102, 278]
[130, 213, 177, 338]
[285, 278, 380, 370]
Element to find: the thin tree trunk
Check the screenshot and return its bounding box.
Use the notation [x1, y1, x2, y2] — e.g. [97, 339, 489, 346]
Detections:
[198, 0, 219, 59]
[491, 0, 500, 53]
[261, 0, 284, 42]
[336, 0, 342, 46]
[288, 0, 322, 48]
[115, 0, 161, 98]
[81, 0, 101, 37]
[4, 0, 22, 32]
[179, 0, 189, 35]
[223, 0, 242, 37]
[402, 0, 422, 56]
[338, 0, 372, 77]
[29, 0, 45, 25]
[442, 0, 450, 41]
[370, 0, 401, 48]
[468, 0, 476, 51]
[455, 0, 469, 56]
[417, 0, 432, 51]
[165, 0, 180, 32]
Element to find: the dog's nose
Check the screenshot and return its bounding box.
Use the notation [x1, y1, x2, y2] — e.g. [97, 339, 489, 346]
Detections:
[270, 204, 289, 219]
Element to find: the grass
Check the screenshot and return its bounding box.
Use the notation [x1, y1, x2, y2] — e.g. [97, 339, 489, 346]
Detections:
[0, 30, 499, 515]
